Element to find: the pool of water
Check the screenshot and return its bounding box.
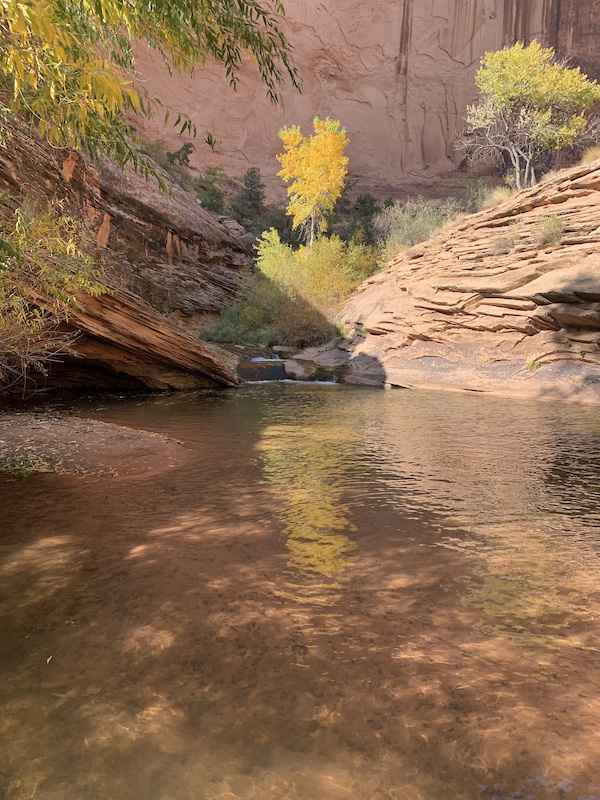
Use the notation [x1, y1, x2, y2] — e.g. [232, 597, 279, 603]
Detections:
[2, 384, 600, 800]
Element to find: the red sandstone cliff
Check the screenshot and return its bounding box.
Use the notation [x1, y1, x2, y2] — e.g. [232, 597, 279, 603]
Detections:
[132, 0, 600, 196]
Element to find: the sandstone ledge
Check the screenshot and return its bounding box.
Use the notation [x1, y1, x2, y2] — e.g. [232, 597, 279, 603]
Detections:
[38, 287, 240, 392]
[322, 161, 600, 404]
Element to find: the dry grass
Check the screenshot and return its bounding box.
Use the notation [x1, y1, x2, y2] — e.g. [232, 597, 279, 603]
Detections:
[534, 214, 565, 246]
[0, 200, 105, 391]
[490, 233, 518, 256]
[539, 169, 559, 183]
[479, 186, 518, 210]
[579, 146, 600, 165]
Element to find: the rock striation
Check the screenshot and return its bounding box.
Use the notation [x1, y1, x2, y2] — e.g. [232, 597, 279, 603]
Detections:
[0, 123, 252, 328]
[320, 161, 600, 403]
[0, 123, 247, 391]
[94, 159, 252, 329]
[133, 0, 600, 195]
[42, 289, 240, 391]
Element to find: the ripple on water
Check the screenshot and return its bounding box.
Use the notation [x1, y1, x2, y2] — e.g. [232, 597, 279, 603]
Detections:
[2, 383, 600, 799]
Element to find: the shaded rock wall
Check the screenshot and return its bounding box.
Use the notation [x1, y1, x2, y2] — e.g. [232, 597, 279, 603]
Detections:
[0, 124, 252, 328]
[325, 160, 600, 403]
[0, 124, 247, 390]
[133, 0, 600, 196]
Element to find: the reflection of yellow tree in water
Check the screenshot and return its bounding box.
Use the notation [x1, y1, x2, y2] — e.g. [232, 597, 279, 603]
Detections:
[258, 423, 358, 595]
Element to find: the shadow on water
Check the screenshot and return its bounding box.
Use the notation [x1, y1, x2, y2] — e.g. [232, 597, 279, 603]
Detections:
[1, 386, 600, 799]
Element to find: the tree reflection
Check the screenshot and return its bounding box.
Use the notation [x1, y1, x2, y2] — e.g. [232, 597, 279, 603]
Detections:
[257, 422, 358, 603]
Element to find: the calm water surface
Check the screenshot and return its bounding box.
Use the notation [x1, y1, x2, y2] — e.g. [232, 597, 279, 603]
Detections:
[2, 384, 600, 800]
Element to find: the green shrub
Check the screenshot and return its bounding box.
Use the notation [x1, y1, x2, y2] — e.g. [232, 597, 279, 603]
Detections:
[254, 205, 302, 246]
[374, 197, 463, 264]
[256, 229, 377, 309]
[198, 184, 226, 214]
[0, 200, 105, 388]
[140, 139, 195, 190]
[462, 178, 496, 212]
[201, 229, 377, 347]
[141, 138, 169, 166]
[342, 236, 380, 283]
[343, 193, 381, 245]
[200, 165, 228, 187]
[166, 142, 194, 166]
[203, 273, 337, 348]
[196, 165, 229, 214]
[165, 163, 195, 191]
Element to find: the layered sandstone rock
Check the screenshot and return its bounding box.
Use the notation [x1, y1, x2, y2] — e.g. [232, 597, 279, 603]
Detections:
[317, 161, 600, 403]
[133, 0, 600, 196]
[42, 289, 240, 391]
[0, 124, 247, 390]
[94, 159, 252, 328]
[0, 124, 252, 328]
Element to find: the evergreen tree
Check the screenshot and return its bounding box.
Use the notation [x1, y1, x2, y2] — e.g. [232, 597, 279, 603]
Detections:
[351, 194, 381, 244]
[231, 167, 266, 222]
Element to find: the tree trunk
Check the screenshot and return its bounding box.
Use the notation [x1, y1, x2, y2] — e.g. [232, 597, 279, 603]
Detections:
[509, 149, 523, 191]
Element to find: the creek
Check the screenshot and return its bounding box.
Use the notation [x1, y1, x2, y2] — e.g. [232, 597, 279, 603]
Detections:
[2, 383, 600, 800]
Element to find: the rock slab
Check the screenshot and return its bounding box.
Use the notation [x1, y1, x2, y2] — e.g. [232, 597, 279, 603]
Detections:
[326, 161, 600, 403]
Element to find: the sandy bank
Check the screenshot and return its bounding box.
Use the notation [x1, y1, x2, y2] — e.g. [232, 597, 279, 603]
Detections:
[0, 413, 192, 478]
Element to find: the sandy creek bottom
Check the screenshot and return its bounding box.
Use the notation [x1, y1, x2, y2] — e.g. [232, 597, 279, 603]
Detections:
[2, 384, 600, 800]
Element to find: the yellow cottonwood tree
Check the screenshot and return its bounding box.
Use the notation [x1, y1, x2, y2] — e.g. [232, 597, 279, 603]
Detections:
[277, 117, 349, 246]
[459, 41, 600, 189]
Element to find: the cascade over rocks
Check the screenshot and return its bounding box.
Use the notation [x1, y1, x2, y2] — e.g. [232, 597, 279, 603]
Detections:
[0, 124, 248, 391]
[315, 161, 600, 403]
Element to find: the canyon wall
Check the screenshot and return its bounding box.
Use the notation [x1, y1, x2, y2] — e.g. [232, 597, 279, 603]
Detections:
[133, 0, 600, 196]
[312, 158, 600, 404]
[0, 123, 246, 391]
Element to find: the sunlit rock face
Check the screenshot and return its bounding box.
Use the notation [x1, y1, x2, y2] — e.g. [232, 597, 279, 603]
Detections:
[327, 160, 600, 403]
[133, 0, 600, 195]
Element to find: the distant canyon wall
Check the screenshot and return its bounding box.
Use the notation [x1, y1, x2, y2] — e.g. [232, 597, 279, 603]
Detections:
[134, 0, 600, 195]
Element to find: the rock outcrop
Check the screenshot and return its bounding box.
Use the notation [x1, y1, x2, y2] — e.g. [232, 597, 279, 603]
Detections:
[319, 161, 600, 403]
[39, 289, 239, 391]
[0, 124, 252, 328]
[133, 0, 600, 195]
[0, 124, 248, 391]
[94, 159, 252, 329]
